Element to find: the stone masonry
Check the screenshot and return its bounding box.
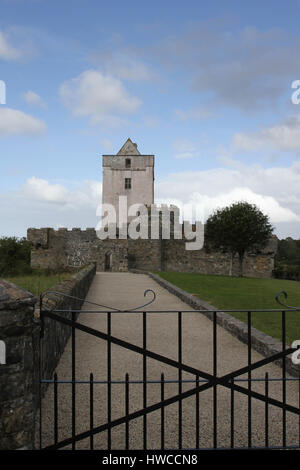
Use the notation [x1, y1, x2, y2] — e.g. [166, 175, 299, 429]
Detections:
[27, 222, 277, 278]
[0, 280, 38, 450]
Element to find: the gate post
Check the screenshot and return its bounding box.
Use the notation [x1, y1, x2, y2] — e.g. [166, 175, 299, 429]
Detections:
[0, 279, 38, 450]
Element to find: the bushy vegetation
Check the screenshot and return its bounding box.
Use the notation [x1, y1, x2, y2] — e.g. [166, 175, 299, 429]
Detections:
[274, 237, 300, 281]
[0, 236, 32, 276]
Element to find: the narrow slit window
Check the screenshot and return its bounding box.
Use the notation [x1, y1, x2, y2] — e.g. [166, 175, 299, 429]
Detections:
[125, 178, 131, 189]
[125, 158, 131, 168]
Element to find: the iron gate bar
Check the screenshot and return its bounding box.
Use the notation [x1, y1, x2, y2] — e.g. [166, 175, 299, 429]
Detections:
[213, 311, 217, 448]
[230, 378, 234, 448]
[178, 311, 182, 449]
[40, 289, 157, 313]
[53, 373, 58, 445]
[42, 310, 213, 380]
[90, 372, 94, 450]
[125, 373, 129, 450]
[39, 288, 300, 450]
[40, 311, 299, 450]
[41, 376, 300, 384]
[282, 310, 286, 447]
[107, 312, 111, 450]
[41, 309, 298, 413]
[143, 312, 147, 450]
[161, 373, 165, 450]
[71, 311, 76, 450]
[49, 308, 300, 312]
[265, 372, 269, 448]
[247, 311, 252, 448]
[42, 357, 300, 451]
[196, 376, 200, 449]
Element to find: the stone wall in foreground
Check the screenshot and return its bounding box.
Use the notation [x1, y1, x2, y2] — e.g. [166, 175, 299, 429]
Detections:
[0, 263, 96, 449]
[0, 280, 38, 450]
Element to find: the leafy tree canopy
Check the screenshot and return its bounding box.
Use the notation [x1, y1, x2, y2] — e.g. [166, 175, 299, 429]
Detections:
[276, 238, 300, 265]
[205, 202, 274, 276]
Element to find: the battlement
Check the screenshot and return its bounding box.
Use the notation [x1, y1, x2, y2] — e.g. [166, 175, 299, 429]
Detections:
[27, 227, 97, 249]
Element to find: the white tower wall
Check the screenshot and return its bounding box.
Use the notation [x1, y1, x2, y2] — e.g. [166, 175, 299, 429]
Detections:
[102, 139, 154, 225]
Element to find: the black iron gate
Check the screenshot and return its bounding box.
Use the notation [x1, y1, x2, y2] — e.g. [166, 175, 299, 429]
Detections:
[38, 289, 300, 450]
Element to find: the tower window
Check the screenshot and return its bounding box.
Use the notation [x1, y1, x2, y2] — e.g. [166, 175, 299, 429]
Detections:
[125, 178, 131, 189]
[125, 158, 131, 168]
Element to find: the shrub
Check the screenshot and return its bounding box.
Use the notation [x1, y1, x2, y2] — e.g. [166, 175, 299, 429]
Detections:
[273, 263, 300, 281]
[0, 237, 32, 276]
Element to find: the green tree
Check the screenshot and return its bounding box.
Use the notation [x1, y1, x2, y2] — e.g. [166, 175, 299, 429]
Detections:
[0, 237, 32, 276]
[276, 237, 300, 265]
[204, 202, 274, 277]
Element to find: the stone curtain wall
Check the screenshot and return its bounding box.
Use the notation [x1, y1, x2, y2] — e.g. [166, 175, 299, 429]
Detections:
[0, 263, 96, 449]
[162, 237, 277, 278]
[28, 227, 277, 278]
[128, 237, 162, 272]
[28, 228, 99, 270]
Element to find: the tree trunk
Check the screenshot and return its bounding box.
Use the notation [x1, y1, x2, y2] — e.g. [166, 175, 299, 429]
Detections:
[238, 253, 244, 277]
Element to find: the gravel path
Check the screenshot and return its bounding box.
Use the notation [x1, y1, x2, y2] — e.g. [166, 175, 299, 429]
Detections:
[38, 272, 300, 450]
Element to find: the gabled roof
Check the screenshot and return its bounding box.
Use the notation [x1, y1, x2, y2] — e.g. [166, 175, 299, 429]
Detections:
[117, 138, 141, 156]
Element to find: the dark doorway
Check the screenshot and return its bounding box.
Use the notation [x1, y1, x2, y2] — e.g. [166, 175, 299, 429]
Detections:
[105, 252, 112, 271]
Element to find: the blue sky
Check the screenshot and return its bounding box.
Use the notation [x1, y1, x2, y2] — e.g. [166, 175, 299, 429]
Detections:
[1, 0, 300, 238]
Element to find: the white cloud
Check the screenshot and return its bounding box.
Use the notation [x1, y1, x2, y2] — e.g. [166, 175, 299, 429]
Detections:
[22, 90, 46, 108]
[0, 30, 21, 60]
[0, 178, 102, 237]
[59, 70, 142, 127]
[189, 188, 299, 224]
[234, 115, 300, 152]
[22, 177, 101, 207]
[155, 161, 300, 232]
[22, 177, 68, 203]
[0, 108, 46, 135]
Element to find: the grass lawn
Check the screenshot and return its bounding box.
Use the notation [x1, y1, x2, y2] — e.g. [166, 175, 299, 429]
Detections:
[156, 272, 300, 345]
[6, 272, 71, 297]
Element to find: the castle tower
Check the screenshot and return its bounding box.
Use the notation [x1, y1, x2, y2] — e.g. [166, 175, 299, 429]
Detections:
[102, 138, 154, 224]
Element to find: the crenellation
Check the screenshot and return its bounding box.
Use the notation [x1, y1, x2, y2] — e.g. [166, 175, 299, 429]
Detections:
[28, 223, 276, 277]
